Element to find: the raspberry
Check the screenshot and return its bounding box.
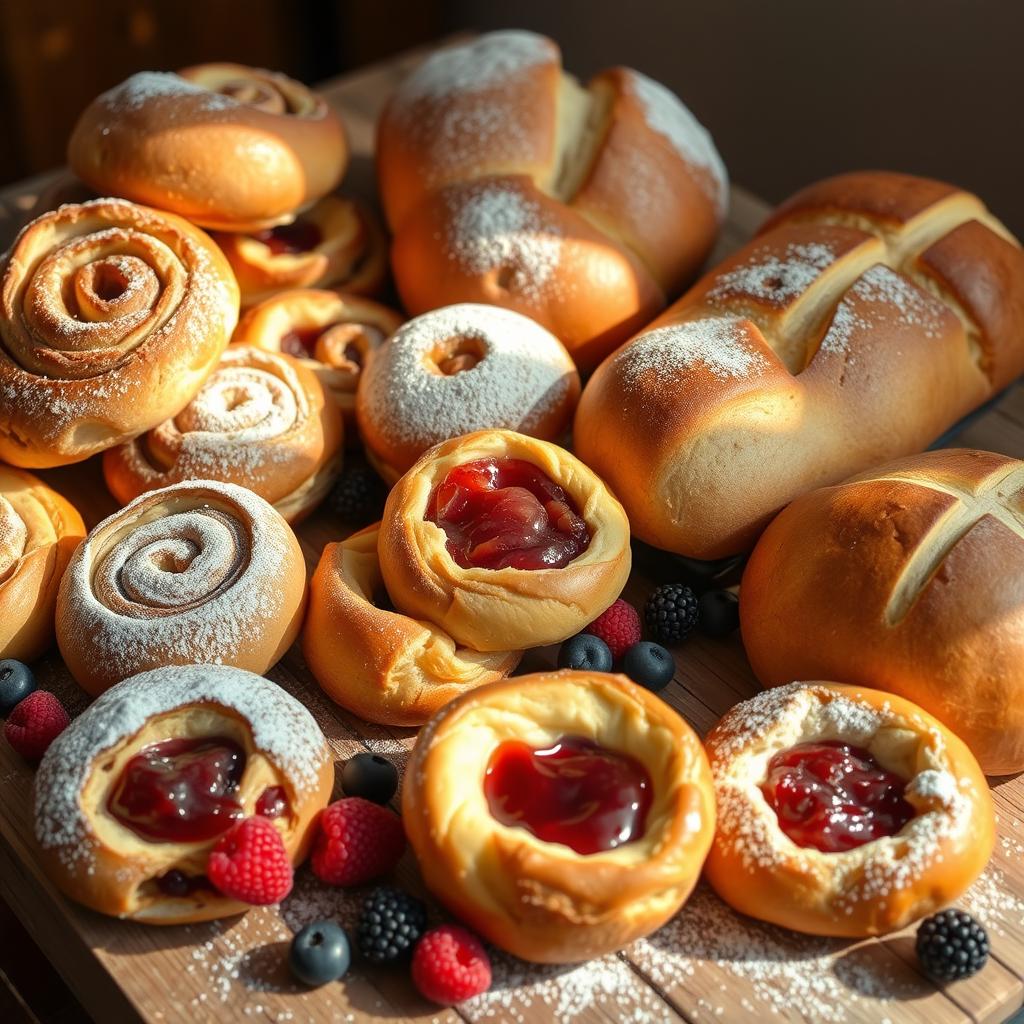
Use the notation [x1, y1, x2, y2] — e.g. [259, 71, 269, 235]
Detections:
[356, 886, 427, 963]
[412, 925, 492, 1005]
[4, 691, 69, 761]
[644, 583, 700, 645]
[207, 817, 293, 905]
[311, 797, 406, 886]
[584, 599, 641, 660]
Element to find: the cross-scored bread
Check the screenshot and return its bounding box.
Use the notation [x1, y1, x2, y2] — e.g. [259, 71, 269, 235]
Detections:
[575, 172, 1024, 557]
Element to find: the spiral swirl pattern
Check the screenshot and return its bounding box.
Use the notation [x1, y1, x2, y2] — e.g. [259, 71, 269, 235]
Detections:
[56, 480, 307, 695]
[180, 64, 322, 117]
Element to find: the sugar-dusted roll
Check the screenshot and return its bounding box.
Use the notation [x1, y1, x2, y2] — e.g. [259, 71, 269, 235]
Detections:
[0, 198, 239, 468]
[56, 480, 307, 695]
[103, 346, 343, 523]
[356, 304, 580, 482]
[69, 64, 348, 232]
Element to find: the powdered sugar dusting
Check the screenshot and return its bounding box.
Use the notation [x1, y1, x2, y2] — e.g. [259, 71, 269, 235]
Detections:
[34, 664, 328, 865]
[707, 241, 836, 305]
[97, 71, 234, 115]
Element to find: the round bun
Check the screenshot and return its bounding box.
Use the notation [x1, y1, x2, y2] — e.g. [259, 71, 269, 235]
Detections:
[704, 682, 993, 937]
[741, 448, 1024, 775]
[103, 346, 343, 523]
[378, 429, 631, 651]
[356, 304, 580, 482]
[403, 670, 715, 963]
[0, 467, 85, 661]
[377, 31, 726, 370]
[212, 196, 387, 307]
[68, 65, 348, 232]
[34, 664, 334, 924]
[303, 525, 521, 726]
[0, 198, 239, 468]
[233, 289, 403, 437]
[56, 480, 307, 695]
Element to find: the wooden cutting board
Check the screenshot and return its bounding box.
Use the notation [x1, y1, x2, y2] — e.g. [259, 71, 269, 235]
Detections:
[1, 39, 1023, 1024]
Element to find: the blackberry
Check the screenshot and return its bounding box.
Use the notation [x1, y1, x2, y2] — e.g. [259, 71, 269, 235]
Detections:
[328, 463, 387, 524]
[915, 909, 989, 982]
[356, 886, 427, 964]
[644, 584, 700, 645]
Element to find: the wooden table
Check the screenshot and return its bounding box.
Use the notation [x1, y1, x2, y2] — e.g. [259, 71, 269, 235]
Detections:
[2, 41, 1024, 1024]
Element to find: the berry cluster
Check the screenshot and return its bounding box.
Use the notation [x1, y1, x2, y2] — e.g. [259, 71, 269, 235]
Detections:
[1, 660, 68, 762]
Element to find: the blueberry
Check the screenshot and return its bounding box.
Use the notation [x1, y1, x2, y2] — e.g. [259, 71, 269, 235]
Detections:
[697, 590, 740, 638]
[289, 920, 351, 986]
[621, 642, 675, 692]
[0, 660, 36, 716]
[342, 753, 399, 805]
[557, 634, 614, 672]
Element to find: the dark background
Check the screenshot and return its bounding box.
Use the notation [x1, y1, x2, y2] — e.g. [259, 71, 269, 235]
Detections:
[0, 0, 1021, 231]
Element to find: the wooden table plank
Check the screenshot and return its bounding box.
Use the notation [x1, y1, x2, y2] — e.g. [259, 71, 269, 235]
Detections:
[2, 36, 1024, 1024]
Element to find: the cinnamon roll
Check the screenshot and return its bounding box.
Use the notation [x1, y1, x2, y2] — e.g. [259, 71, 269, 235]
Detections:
[68, 65, 348, 232]
[233, 289, 402, 436]
[0, 467, 85, 662]
[103, 346, 344, 523]
[0, 199, 239, 468]
[212, 196, 388, 306]
[55, 480, 307, 695]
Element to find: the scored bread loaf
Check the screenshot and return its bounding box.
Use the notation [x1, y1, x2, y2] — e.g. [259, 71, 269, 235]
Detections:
[574, 171, 1024, 558]
[377, 30, 727, 370]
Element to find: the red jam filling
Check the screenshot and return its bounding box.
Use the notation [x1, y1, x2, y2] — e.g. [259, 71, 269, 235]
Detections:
[108, 737, 245, 843]
[761, 740, 915, 853]
[484, 735, 652, 855]
[253, 219, 323, 255]
[255, 785, 288, 819]
[427, 458, 591, 570]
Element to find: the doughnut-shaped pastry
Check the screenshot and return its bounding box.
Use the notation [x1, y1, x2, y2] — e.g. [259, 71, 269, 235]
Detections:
[233, 289, 403, 437]
[377, 30, 727, 370]
[575, 171, 1024, 558]
[704, 682, 993, 937]
[55, 480, 307, 695]
[68, 64, 348, 232]
[357, 304, 580, 482]
[403, 670, 715, 963]
[0, 198, 239, 468]
[103, 346, 343, 524]
[379, 430, 631, 651]
[0, 467, 85, 661]
[742, 448, 1024, 775]
[34, 664, 334, 924]
[212, 196, 387, 306]
[303, 525, 521, 726]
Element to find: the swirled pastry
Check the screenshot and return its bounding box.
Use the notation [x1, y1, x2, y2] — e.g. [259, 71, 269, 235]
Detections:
[212, 196, 387, 306]
[704, 683, 993, 937]
[68, 65, 348, 232]
[378, 430, 631, 651]
[403, 670, 716, 963]
[34, 664, 334, 923]
[55, 480, 307, 695]
[0, 467, 85, 661]
[0, 199, 239, 468]
[103, 346, 343, 523]
[303, 525, 521, 725]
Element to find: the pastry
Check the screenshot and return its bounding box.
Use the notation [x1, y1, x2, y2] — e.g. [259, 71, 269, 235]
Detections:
[233, 288, 403, 436]
[0, 198, 239, 468]
[0, 467, 85, 662]
[56, 480, 307, 695]
[212, 195, 387, 306]
[103, 345, 344, 523]
[575, 171, 1024, 558]
[377, 30, 726, 369]
[356, 304, 580, 483]
[704, 682, 993, 937]
[303, 524, 521, 726]
[68, 64, 347, 232]
[741, 448, 1024, 775]
[34, 664, 334, 923]
[403, 669, 715, 963]
[378, 430, 631, 651]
